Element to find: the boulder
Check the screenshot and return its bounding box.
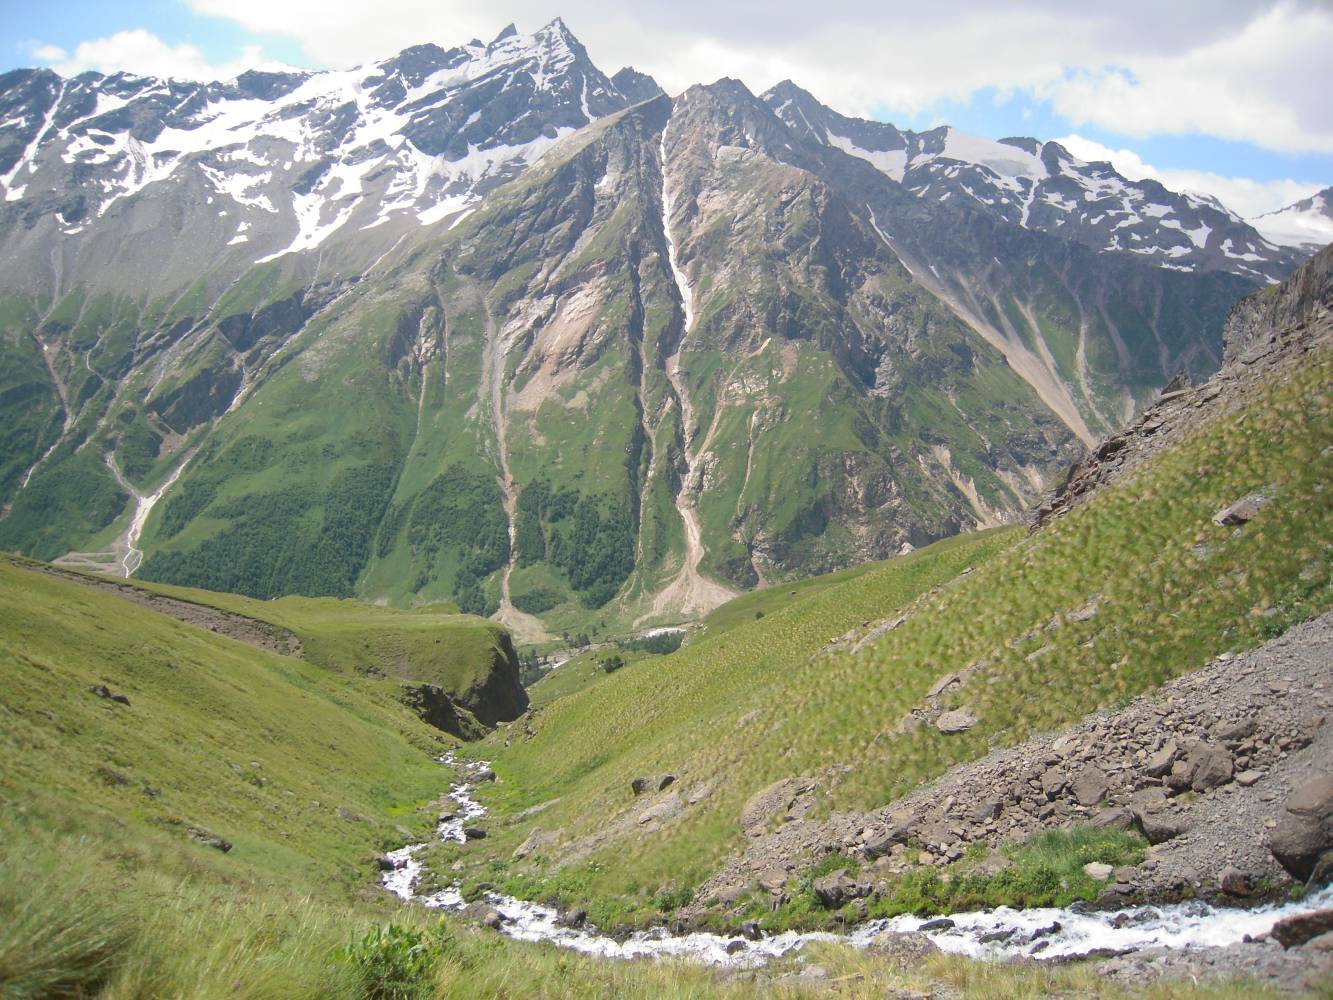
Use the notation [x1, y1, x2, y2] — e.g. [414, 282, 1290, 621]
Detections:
[1187, 745, 1235, 791]
[812, 871, 854, 908]
[461, 902, 504, 930]
[186, 827, 232, 853]
[1135, 809, 1189, 845]
[1083, 862, 1113, 881]
[935, 708, 978, 734]
[463, 826, 487, 840]
[739, 920, 762, 941]
[1212, 718, 1257, 744]
[756, 867, 789, 893]
[1212, 493, 1271, 526]
[868, 931, 940, 965]
[972, 799, 1002, 823]
[637, 791, 682, 826]
[1235, 769, 1264, 788]
[473, 767, 497, 783]
[918, 917, 956, 932]
[1218, 865, 1253, 897]
[1271, 909, 1333, 949]
[1144, 742, 1180, 778]
[90, 684, 131, 706]
[1090, 807, 1138, 832]
[1072, 767, 1110, 807]
[1269, 775, 1333, 880]
[631, 774, 676, 796]
[557, 907, 587, 928]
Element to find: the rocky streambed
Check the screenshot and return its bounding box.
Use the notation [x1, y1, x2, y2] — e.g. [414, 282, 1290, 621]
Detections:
[382, 754, 1333, 981]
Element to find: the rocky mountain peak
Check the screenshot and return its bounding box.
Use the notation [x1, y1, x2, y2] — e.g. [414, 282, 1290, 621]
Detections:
[762, 85, 1307, 284]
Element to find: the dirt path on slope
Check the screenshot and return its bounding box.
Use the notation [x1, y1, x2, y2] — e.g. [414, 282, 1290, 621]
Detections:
[18, 560, 303, 657]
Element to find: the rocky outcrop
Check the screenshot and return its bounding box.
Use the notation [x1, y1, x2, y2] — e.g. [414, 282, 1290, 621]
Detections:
[457, 629, 529, 727]
[399, 683, 486, 740]
[688, 612, 1333, 917]
[1032, 244, 1332, 530]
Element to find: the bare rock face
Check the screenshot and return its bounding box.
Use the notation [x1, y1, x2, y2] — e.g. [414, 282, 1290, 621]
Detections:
[1270, 775, 1333, 881]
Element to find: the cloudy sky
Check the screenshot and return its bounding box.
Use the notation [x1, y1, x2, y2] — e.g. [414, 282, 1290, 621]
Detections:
[5, 0, 1330, 217]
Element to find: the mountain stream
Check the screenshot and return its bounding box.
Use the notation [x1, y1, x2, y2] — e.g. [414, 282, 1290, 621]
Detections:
[383, 756, 1333, 968]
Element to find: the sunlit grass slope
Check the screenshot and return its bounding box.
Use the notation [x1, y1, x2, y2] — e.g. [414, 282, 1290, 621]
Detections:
[1, 553, 1278, 999]
[475, 349, 1332, 926]
[0, 556, 453, 889]
[33, 564, 511, 698]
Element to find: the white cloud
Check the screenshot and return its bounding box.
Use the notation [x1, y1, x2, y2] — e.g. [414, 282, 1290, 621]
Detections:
[1055, 133, 1324, 218]
[178, 0, 1333, 155]
[32, 29, 265, 81]
[27, 43, 69, 63]
[1039, 4, 1333, 154]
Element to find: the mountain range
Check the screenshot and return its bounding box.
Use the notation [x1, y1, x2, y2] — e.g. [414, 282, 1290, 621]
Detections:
[0, 18, 1324, 635]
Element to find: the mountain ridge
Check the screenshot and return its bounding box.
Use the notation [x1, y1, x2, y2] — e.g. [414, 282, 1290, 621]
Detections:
[0, 19, 1323, 629]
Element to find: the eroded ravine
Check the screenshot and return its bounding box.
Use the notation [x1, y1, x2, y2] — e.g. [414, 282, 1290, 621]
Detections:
[653, 123, 736, 620]
[479, 292, 551, 645]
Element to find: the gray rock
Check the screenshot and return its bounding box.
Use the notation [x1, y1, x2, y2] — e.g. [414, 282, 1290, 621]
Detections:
[1090, 807, 1138, 832]
[334, 807, 365, 823]
[1218, 865, 1253, 896]
[1135, 809, 1189, 845]
[461, 902, 504, 929]
[919, 917, 956, 932]
[972, 798, 1002, 823]
[868, 930, 941, 965]
[1072, 766, 1110, 807]
[1212, 493, 1271, 526]
[1144, 742, 1180, 777]
[1212, 718, 1257, 743]
[1270, 775, 1333, 880]
[631, 774, 676, 795]
[1236, 769, 1264, 787]
[1271, 908, 1333, 948]
[739, 920, 762, 941]
[1083, 862, 1114, 880]
[935, 708, 979, 734]
[813, 871, 853, 908]
[1187, 745, 1235, 791]
[463, 826, 487, 840]
[186, 827, 232, 853]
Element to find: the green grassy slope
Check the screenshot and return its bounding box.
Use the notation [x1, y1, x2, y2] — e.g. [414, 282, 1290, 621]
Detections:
[465, 345, 1332, 927]
[0, 549, 1257, 999]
